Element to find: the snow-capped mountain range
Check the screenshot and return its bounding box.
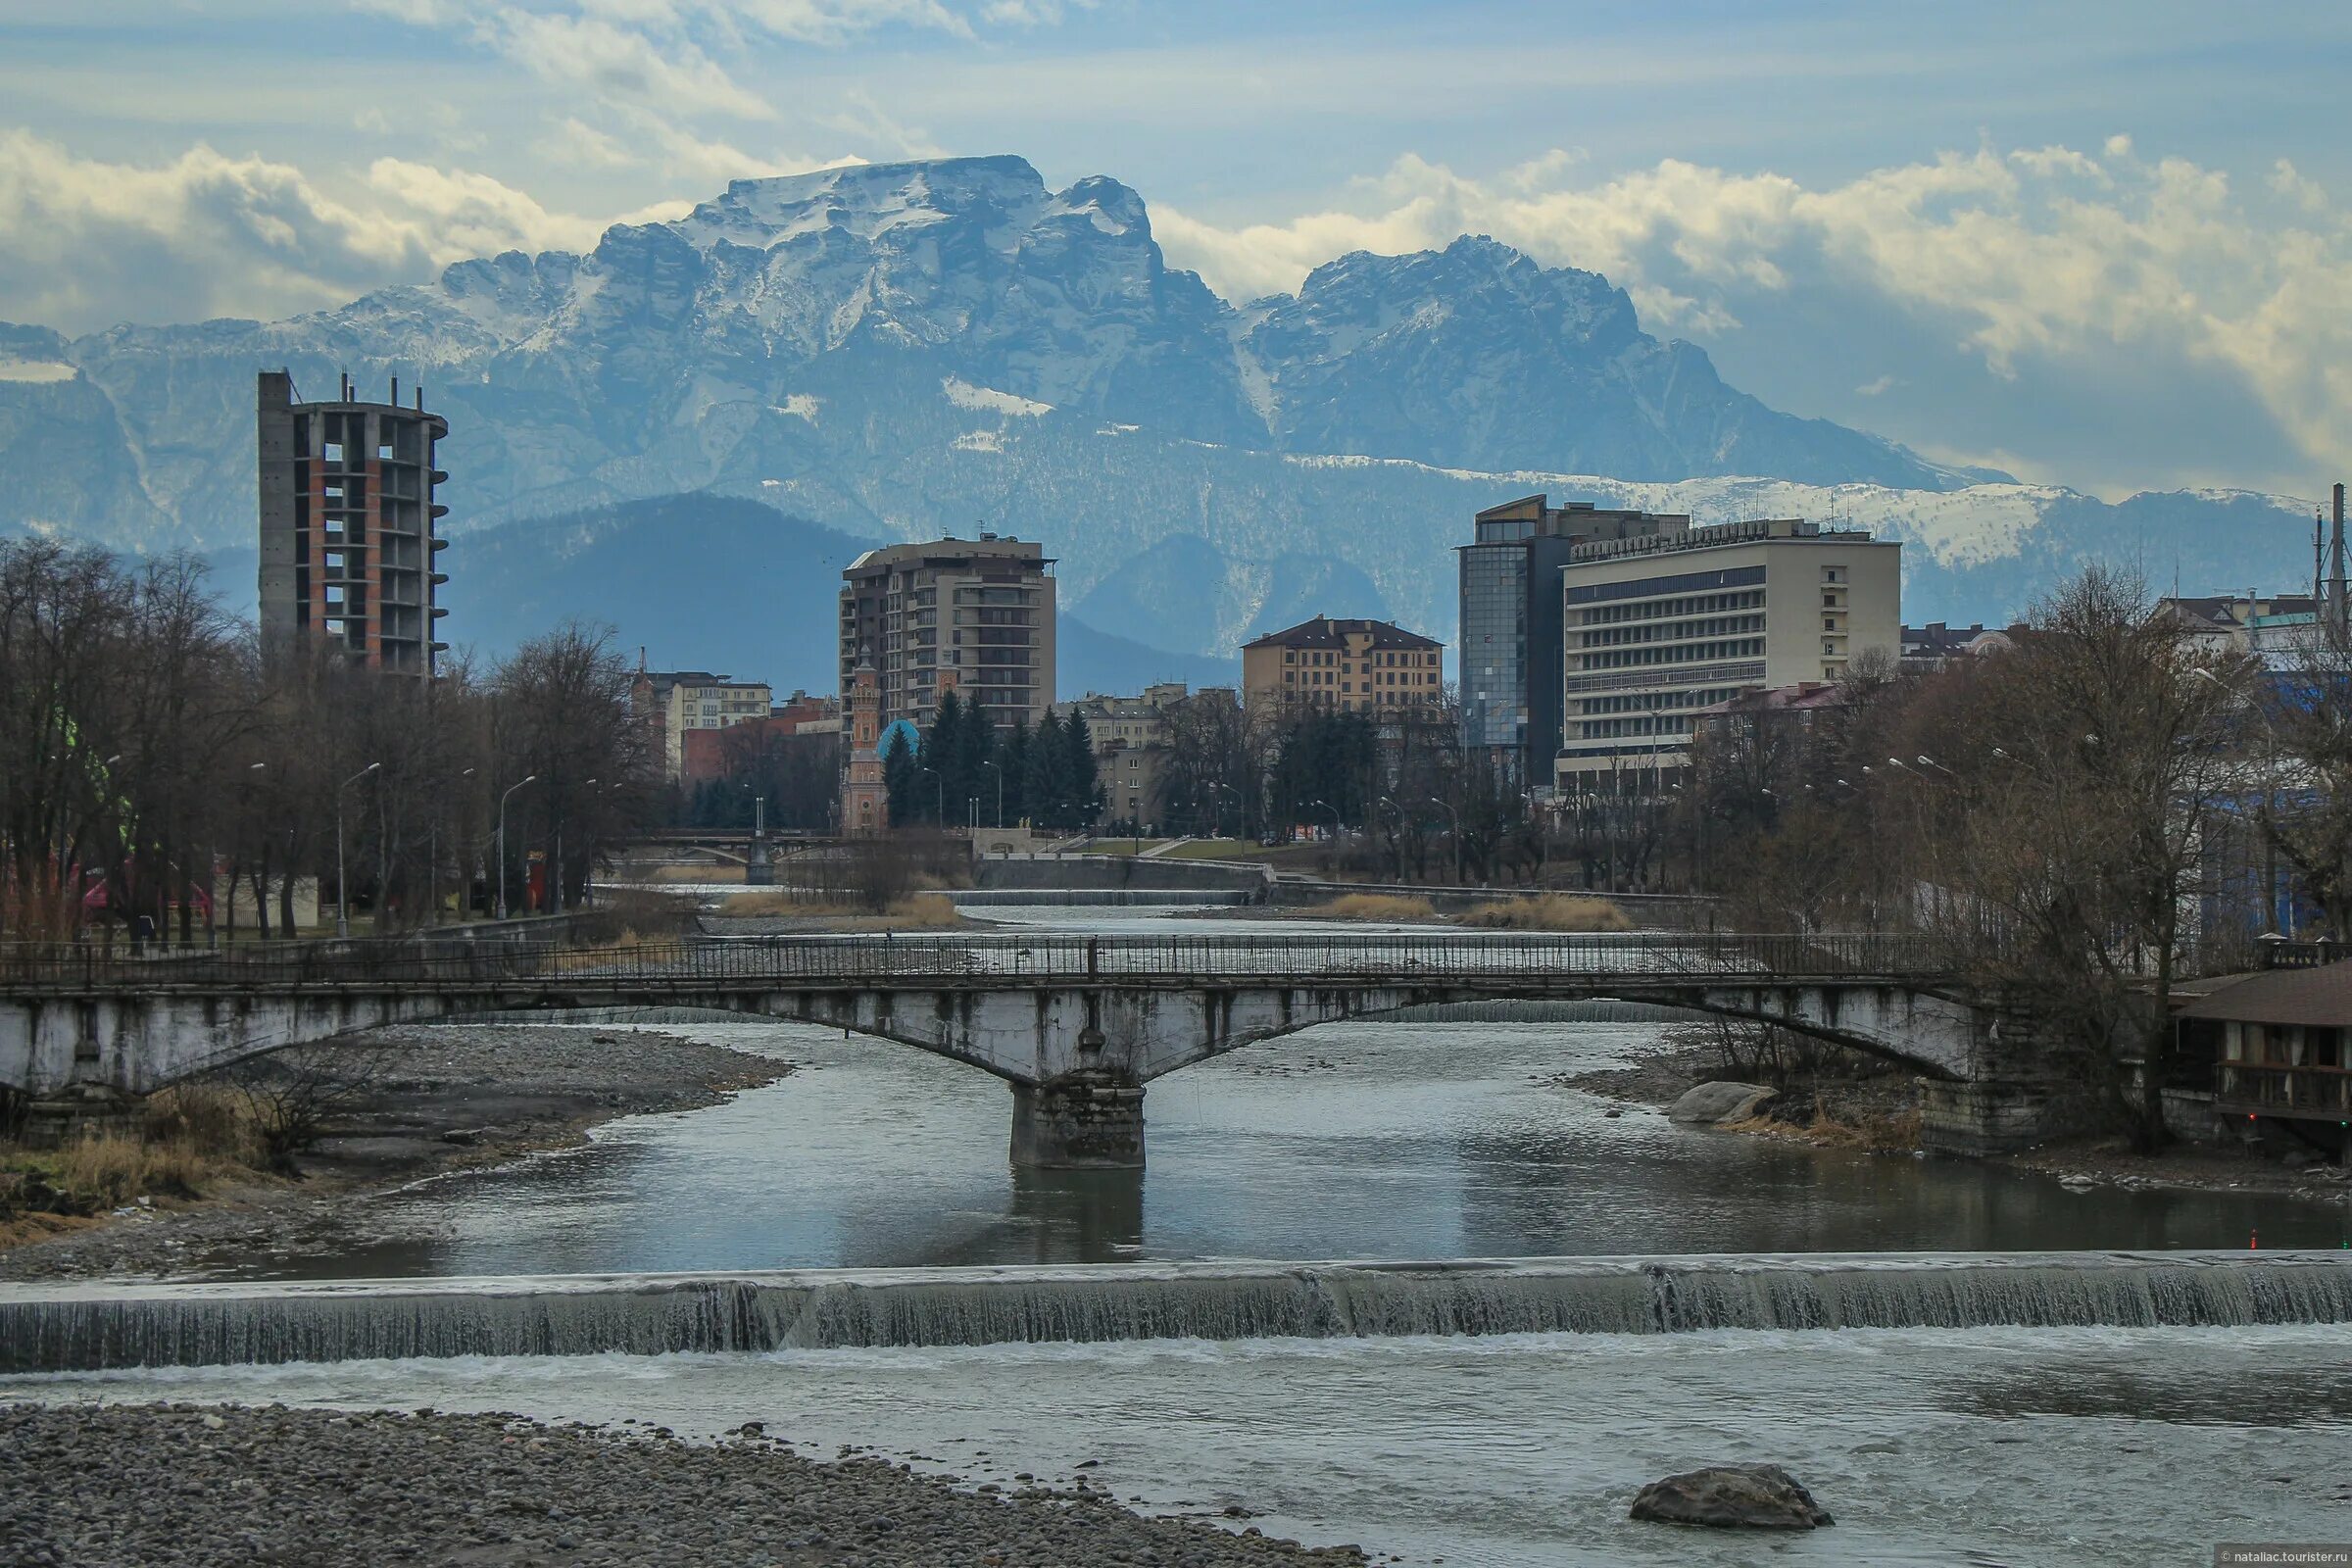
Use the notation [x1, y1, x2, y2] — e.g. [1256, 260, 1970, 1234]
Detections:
[0, 154, 2322, 676]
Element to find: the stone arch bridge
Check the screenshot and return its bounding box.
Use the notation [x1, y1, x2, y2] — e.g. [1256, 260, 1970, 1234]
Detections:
[0, 933, 2058, 1163]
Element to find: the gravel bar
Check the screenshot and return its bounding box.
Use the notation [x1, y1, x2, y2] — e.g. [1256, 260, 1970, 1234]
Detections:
[0, 1402, 1372, 1567]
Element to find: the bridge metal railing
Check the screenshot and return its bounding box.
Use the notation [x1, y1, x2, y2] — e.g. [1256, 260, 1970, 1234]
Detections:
[0, 930, 1946, 994]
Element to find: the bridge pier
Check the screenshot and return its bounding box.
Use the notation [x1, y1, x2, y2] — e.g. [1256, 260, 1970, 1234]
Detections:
[17, 1083, 143, 1150]
[1919, 1077, 2071, 1156]
[1009, 1070, 1146, 1169]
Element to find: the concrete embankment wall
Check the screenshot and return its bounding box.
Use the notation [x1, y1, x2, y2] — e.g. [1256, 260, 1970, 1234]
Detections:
[7, 1251, 2347, 1372]
[1265, 880, 1717, 928]
[974, 858, 1268, 893]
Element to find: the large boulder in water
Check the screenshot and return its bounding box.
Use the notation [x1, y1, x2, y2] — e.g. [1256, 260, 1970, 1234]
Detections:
[1629, 1464, 1834, 1529]
[1666, 1082, 1778, 1124]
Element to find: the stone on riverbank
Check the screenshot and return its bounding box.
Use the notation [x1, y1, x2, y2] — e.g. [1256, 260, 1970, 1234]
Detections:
[1667, 1082, 1779, 1125]
[1629, 1463, 1834, 1529]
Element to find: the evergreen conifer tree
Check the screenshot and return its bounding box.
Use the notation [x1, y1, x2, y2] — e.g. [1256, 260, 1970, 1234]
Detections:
[1023, 711, 1067, 829]
[1060, 710, 1103, 830]
[882, 729, 920, 826]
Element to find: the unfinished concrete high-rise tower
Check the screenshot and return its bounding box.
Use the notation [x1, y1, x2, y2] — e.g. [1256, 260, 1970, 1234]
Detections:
[257, 369, 449, 676]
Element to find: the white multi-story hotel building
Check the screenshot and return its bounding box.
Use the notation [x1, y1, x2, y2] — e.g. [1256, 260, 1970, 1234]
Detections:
[1554, 517, 1900, 790]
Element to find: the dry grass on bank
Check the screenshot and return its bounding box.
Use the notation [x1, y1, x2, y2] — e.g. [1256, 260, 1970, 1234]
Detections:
[1453, 894, 1631, 933]
[2, 1085, 267, 1239]
[1304, 893, 1442, 922]
[719, 888, 816, 916]
[718, 890, 968, 929]
[641, 862, 745, 885]
[546, 928, 658, 972]
[1720, 1102, 1923, 1154]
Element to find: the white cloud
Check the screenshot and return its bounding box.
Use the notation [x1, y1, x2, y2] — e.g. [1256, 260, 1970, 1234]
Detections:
[1855, 374, 1897, 397]
[0, 129, 652, 331]
[1156, 140, 2352, 473]
[483, 9, 778, 121]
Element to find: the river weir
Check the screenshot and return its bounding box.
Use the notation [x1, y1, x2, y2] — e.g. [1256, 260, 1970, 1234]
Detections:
[7, 1250, 2350, 1372]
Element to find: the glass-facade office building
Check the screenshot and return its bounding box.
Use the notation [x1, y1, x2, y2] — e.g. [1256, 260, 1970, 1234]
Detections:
[1456, 496, 1689, 787]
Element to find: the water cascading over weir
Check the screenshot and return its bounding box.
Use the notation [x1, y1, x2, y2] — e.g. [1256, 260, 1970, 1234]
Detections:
[5, 1251, 2350, 1373]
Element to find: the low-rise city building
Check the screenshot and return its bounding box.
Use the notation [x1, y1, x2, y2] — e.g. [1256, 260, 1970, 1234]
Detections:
[1899, 621, 2018, 671]
[633, 667, 775, 779]
[1057, 681, 1191, 828]
[678, 691, 841, 784]
[1241, 615, 1444, 718]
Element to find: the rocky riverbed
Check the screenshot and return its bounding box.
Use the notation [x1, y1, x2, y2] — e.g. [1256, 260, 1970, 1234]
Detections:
[1554, 1032, 2352, 1203]
[0, 1024, 790, 1282]
[0, 1403, 1370, 1568]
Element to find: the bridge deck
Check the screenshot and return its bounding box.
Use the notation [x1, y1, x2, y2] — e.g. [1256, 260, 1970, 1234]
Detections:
[0, 932, 1950, 996]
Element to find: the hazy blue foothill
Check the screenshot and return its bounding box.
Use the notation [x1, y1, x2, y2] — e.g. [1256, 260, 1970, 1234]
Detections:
[0, 155, 2324, 679]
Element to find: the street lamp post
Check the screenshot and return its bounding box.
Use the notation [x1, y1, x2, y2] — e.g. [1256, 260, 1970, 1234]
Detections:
[334, 761, 381, 939]
[497, 774, 538, 921]
[1426, 795, 1463, 886]
[553, 778, 596, 916]
[225, 760, 268, 945]
[429, 766, 475, 928]
[1306, 797, 1342, 845]
[980, 760, 1004, 828]
[1377, 794, 1405, 879]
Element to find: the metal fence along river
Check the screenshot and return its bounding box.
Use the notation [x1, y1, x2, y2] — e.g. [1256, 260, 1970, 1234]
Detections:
[0, 931, 1947, 994]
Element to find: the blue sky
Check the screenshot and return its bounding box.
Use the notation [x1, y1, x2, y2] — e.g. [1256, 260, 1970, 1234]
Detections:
[3, 0, 2349, 499]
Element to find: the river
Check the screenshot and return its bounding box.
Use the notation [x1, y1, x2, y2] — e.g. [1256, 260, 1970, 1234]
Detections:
[7, 905, 2346, 1563]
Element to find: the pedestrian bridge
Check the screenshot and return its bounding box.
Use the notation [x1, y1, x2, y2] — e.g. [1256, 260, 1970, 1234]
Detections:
[0, 932, 2051, 1164]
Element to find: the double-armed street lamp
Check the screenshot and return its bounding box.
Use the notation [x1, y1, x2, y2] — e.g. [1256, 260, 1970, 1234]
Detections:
[334, 761, 381, 939]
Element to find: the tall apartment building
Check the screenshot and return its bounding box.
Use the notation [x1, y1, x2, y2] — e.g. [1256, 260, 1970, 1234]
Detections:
[1457, 494, 1689, 785]
[839, 534, 1055, 733]
[1555, 517, 1900, 791]
[631, 667, 774, 779]
[1241, 615, 1444, 717]
[257, 370, 448, 676]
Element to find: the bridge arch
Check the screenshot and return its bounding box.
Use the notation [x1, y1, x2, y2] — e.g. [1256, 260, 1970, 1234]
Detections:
[1122, 982, 1981, 1085]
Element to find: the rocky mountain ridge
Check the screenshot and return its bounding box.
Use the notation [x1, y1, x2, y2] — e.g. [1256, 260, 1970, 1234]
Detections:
[0, 154, 2318, 671]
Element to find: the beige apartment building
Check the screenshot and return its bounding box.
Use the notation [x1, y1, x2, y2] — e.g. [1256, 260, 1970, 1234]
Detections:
[839, 534, 1055, 733]
[1241, 615, 1444, 718]
[632, 668, 774, 779]
[1554, 518, 1900, 790]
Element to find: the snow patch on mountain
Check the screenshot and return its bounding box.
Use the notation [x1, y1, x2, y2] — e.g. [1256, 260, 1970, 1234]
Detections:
[944, 377, 1052, 417]
[770, 395, 821, 423]
[0, 358, 75, 383]
[952, 429, 1004, 452]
